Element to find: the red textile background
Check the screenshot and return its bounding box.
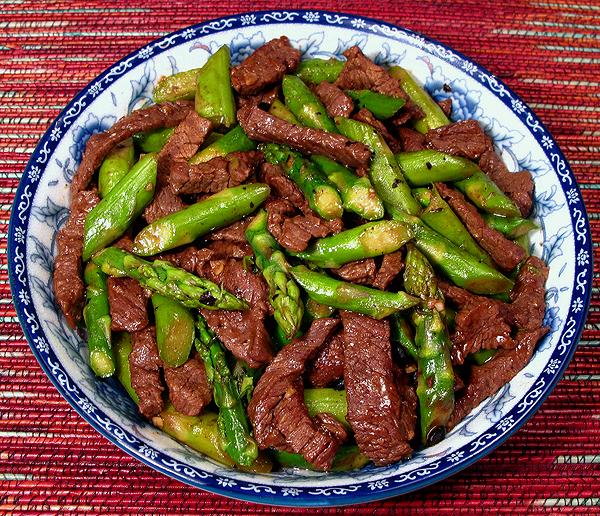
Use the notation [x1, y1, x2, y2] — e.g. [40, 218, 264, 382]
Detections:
[1, 1, 600, 513]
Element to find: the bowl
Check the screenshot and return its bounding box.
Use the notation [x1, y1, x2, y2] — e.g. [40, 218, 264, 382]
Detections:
[8, 9, 593, 507]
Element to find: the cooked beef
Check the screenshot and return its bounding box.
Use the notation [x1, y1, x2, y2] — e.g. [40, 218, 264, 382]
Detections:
[247, 318, 342, 470]
[129, 326, 164, 418]
[160, 246, 213, 275]
[372, 251, 404, 290]
[479, 149, 534, 217]
[353, 108, 400, 153]
[238, 105, 372, 170]
[107, 277, 148, 332]
[71, 101, 194, 195]
[113, 232, 135, 252]
[394, 367, 418, 443]
[331, 259, 377, 285]
[436, 182, 526, 271]
[259, 162, 306, 209]
[335, 46, 407, 100]
[237, 86, 280, 110]
[308, 332, 345, 387]
[201, 259, 272, 368]
[266, 198, 342, 252]
[143, 186, 187, 224]
[507, 256, 549, 330]
[164, 356, 212, 416]
[426, 120, 492, 160]
[314, 413, 348, 443]
[53, 189, 100, 328]
[390, 101, 425, 127]
[438, 98, 453, 118]
[314, 81, 354, 118]
[207, 240, 253, 259]
[171, 151, 264, 194]
[207, 218, 252, 243]
[231, 36, 301, 95]
[396, 127, 427, 151]
[341, 311, 412, 465]
[448, 326, 548, 429]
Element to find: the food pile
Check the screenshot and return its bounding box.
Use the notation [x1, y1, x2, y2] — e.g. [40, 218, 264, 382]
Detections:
[53, 37, 548, 472]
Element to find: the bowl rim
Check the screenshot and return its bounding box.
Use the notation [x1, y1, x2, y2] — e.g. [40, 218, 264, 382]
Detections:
[8, 9, 593, 507]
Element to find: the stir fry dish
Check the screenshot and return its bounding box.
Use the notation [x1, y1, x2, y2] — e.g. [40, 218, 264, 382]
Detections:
[53, 37, 549, 472]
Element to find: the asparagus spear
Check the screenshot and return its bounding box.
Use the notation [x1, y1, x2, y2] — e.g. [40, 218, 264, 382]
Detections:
[275, 445, 369, 471]
[471, 348, 497, 365]
[482, 213, 538, 239]
[454, 171, 521, 218]
[195, 316, 259, 467]
[396, 150, 479, 186]
[92, 247, 248, 311]
[346, 90, 405, 119]
[83, 153, 157, 261]
[133, 183, 270, 255]
[97, 139, 135, 198]
[83, 262, 115, 378]
[292, 220, 412, 269]
[189, 125, 256, 164]
[291, 265, 419, 319]
[112, 332, 138, 403]
[153, 67, 201, 103]
[282, 74, 338, 133]
[304, 387, 348, 427]
[151, 294, 195, 368]
[304, 298, 336, 321]
[133, 127, 175, 153]
[295, 58, 345, 84]
[269, 99, 299, 125]
[390, 313, 418, 361]
[261, 143, 343, 220]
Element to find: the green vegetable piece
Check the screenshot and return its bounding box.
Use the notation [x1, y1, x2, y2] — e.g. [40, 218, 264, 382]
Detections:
[133, 183, 270, 255]
[311, 155, 384, 220]
[305, 298, 336, 321]
[388, 66, 450, 133]
[304, 388, 349, 428]
[261, 143, 343, 220]
[83, 262, 114, 378]
[133, 127, 175, 153]
[189, 125, 256, 164]
[153, 67, 201, 103]
[152, 294, 195, 368]
[296, 58, 345, 84]
[515, 233, 531, 256]
[195, 45, 236, 128]
[275, 445, 369, 471]
[292, 220, 412, 269]
[471, 348, 497, 365]
[454, 171, 521, 218]
[92, 247, 248, 311]
[482, 213, 538, 239]
[291, 265, 419, 319]
[245, 210, 304, 340]
[83, 153, 157, 261]
[269, 99, 299, 125]
[282, 75, 338, 132]
[98, 139, 135, 198]
[113, 332, 139, 403]
[396, 150, 479, 186]
[346, 89, 406, 119]
[391, 313, 418, 361]
[335, 116, 421, 216]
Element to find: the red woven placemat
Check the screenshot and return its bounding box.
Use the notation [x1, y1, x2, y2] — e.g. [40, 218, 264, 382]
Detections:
[1, 1, 599, 513]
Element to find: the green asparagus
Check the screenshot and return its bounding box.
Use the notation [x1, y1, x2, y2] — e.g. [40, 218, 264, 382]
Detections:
[189, 125, 256, 164]
[304, 388, 348, 427]
[391, 313, 418, 360]
[346, 90, 405, 119]
[471, 348, 497, 365]
[112, 332, 139, 403]
[482, 213, 538, 239]
[295, 58, 345, 84]
[133, 127, 175, 153]
[454, 171, 521, 218]
[275, 445, 369, 471]
[396, 150, 479, 186]
[282, 75, 338, 132]
[98, 139, 135, 198]
[152, 294, 195, 368]
[153, 67, 201, 103]
[269, 99, 299, 125]
[304, 298, 336, 321]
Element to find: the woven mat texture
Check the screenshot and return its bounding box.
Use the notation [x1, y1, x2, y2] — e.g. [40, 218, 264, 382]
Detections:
[1, 0, 599, 513]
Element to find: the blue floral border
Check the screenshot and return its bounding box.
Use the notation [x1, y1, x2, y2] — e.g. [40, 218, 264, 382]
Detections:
[7, 10, 593, 507]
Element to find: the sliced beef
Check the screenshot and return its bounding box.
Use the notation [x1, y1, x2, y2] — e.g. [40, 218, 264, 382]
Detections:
[353, 108, 400, 153]
[438, 98, 453, 118]
[390, 101, 425, 127]
[448, 326, 548, 429]
[394, 367, 418, 444]
[425, 120, 492, 161]
[143, 186, 187, 223]
[334, 46, 407, 100]
[129, 326, 164, 418]
[206, 218, 252, 244]
[313, 413, 348, 443]
[396, 127, 427, 151]
[314, 81, 354, 118]
[231, 36, 301, 96]
[160, 246, 213, 275]
[53, 189, 100, 328]
[247, 318, 342, 470]
[107, 277, 148, 332]
[308, 332, 345, 387]
[507, 256, 549, 330]
[207, 240, 252, 259]
[372, 251, 404, 290]
[164, 356, 212, 416]
[259, 162, 306, 208]
[238, 105, 372, 170]
[71, 100, 194, 195]
[201, 259, 272, 368]
[266, 198, 342, 252]
[331, 258, 377, 285]
[237, 85, 280, 110]
[479, 149, 534, 217]
[113, 232, 135, 252]
[341, 311, 412, 465]
[436, 182, 526, 271]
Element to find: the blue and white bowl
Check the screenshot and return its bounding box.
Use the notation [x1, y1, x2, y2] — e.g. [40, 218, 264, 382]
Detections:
[8, 10, 592, 507]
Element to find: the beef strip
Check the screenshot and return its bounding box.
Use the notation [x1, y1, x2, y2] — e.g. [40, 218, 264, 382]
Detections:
[71, 100, 194, 196]
[113, 232, 135, 252]
[207, 240, 252, 259]
[238, 105, 372, 170]
[313, 413, 348, 443]
[396, 127, 427, 151]
[143, 187, 188, 224]
[259, 162, 306, 209]
[479, 149, 534, 217]
[448, 326, 548, 429]
[372, 251, 404, 290]
[201, 259, 272, 368]
[107, 277, 149, 332]
[436, 182, 526, 271]
[53, 189, 100, 328]
[426, 120, 492, 161]
[247, 318, 342, 470]
[164, 356, 212, 416]
[394, 366, 418, 443]
[507, 256, 549, 330]
[353, 108, 400, 153]
[308, 332, 345, 387]
[231, 36, 301, 95]
[341, 311, 412, 465]
[314, 81, 354, 118]
[129, 326, 164, 418]
[437, 98, 453, 118]
[335, 46, 407, 100]
[206, 218, 252, 243]
[160, 246, 212, 275]
[390, 101, 425, 127]
[237, 85, 280, 110]
[331, 258, 377, 285]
